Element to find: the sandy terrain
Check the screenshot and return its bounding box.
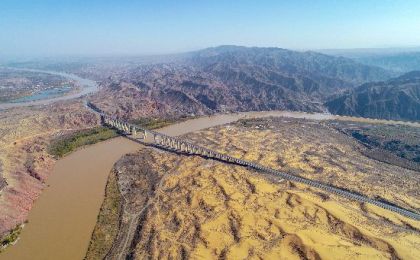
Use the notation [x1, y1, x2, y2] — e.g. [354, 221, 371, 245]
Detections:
[100, 117, 420, 259]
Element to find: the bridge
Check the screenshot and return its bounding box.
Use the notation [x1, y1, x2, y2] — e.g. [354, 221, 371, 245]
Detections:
[87, 103, 420, 221]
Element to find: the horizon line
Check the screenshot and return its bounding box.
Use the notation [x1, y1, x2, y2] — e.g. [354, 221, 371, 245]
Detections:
[2, 44, 420, 61]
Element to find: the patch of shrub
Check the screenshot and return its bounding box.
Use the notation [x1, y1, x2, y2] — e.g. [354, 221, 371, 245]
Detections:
[48, 127, 118, 158]
[0, 225, 23, 251]
[130, 115, 195, 130]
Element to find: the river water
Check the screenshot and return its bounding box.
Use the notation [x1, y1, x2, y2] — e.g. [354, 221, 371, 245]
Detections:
[158, 110, 420, 135]
[1, 69, 419, 259]
[0, 109, 335, 260]
[2, 108, 419, 260]
[0, 138, 141, 260]
[0, 68, 98, 110]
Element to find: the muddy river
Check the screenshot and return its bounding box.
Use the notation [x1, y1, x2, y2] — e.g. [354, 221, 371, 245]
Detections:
[0, 138, 140, 260]
[1, 108, 419, 260]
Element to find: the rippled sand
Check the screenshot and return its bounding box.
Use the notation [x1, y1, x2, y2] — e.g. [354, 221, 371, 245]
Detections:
[97, 117, 420, 259]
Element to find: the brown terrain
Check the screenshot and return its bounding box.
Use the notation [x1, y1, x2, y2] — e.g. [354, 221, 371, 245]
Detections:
[87, 117, 420, 259]
[330, 120, 420, 171]
[326, 71, 420, 121]
[0, 100, 98, 236]
[0, 68, 77, 102]
[89, 46, 393, 120]
[1, 46, 419, 258]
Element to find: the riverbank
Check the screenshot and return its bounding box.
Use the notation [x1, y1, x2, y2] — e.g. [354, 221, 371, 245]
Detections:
[0, 100, 98, 240]
[48, 127, 118, 158]
[0, 225, 23, 252]
[85, 110, 420, 258]
[0, 137, 141, 260]
[2, 106, 420, 259]
[0, 124, 119, 253]
[0, 68, 101, 247]
[85, 170, 122, 260]
[98, 116, 420, 259]
[0, 67, 98, 110]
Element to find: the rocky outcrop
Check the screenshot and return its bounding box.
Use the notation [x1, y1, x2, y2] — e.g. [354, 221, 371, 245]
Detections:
[326, 71, 420, 121]
[0, 101, 99, 237]
[91, 46, 393, 119]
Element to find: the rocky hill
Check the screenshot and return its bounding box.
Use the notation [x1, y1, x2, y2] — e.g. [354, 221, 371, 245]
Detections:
[190, 45, 392, 90]
[326, 71, 420, 121]
[0, 101, 98, 238]
[91, 46, 393, 119]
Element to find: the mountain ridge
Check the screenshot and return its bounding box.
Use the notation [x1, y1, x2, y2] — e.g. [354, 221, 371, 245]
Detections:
[326, 70, 420, 121]
[91, 45, 395, 119]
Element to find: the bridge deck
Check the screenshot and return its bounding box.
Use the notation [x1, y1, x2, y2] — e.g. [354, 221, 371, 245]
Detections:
[87, 102, 420, 221]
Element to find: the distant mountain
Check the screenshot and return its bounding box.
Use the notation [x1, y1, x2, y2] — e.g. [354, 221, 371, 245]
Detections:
[326, 71, 420, 121]
[320, 48, 420, 73]
[190, 46, 393, 90]
[355, 52, 420, 73]
[92, 46, 395, 118]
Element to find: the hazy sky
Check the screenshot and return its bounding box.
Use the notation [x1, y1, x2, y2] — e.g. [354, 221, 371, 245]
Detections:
[1, 0, 420, 57]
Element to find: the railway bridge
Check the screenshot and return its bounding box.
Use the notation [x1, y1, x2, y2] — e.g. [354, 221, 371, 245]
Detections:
[88, 103, 420, 221]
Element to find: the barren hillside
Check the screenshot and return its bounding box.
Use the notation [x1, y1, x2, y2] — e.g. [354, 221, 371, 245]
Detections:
[89, 46, 393, 120]
[0, 101, 98, 237]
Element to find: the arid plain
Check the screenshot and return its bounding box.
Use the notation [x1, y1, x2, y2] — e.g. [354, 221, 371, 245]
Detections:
[87, 117, 420, 259]
[1, 45, 420, 260]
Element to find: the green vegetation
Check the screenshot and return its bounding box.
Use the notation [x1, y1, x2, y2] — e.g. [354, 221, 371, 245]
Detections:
[363, 124, 420, 146]
[48, 127, 118, 158]
[330, 121, 420, 170]
[352, 124, 420, 163]
[130, 117, 177, 129]
[130, 115, 195, 129]
[85, 171, 122, 260]
[0, 225, 23, 251]
[0, 91, 31, 103]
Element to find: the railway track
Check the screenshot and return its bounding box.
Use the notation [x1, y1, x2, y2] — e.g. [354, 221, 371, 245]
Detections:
[87, 102, 420, 221]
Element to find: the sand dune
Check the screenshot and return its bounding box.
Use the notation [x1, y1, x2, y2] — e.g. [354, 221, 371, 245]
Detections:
[94, 117, 420, 259]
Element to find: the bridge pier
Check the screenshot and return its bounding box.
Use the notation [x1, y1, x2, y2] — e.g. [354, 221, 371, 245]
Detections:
[131, 126, 136, 136]
[153, 134, 160, 144]
[97, 113, 420, 221]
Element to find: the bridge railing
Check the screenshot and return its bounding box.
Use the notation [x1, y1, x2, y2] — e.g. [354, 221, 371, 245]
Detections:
[93, 105, 420, 221]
